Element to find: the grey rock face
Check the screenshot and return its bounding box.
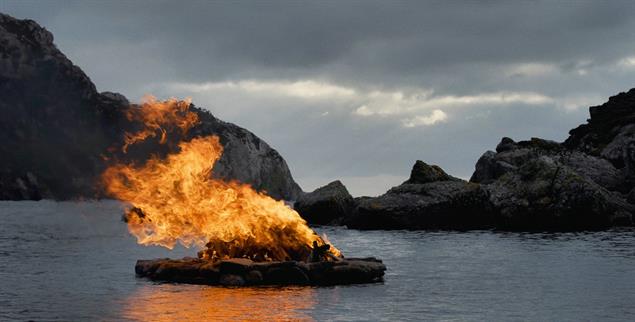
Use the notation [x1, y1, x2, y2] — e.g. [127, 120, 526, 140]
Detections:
[564, 151, 625, 192]
[294, 180, 354, 224]
[470, 137, 633, 229]
[343, 162, 494, 230]
[566, 88, 635, 189]
[471, 150, 516, 184]
[472, 137, 626, 192]
[190, 108, 302, 200]
[0, 13, 301, 200]
[485, 155, 633, 229]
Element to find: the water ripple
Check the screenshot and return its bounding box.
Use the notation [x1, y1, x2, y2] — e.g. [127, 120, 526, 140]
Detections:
[1, 201, 634, 321]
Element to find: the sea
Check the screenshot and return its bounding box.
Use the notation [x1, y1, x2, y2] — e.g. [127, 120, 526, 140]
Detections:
[1, 200, 634, 321]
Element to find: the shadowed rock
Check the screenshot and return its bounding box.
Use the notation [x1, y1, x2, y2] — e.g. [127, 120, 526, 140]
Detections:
[135, 257, 386, 286]
[343, 161, 494, 230]
[485, 154, 633, 229]
[405, 160, 460, 184]
[472, 137, 626, 191]
[566, 88, 635, 189]
[341, 132, 635, 230]
[0, 171, 44, 200]
[294, 180, 355, 224]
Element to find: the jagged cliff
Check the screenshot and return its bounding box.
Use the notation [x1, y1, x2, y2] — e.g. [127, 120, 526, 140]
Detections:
[0, 13, 301, 200]
[566, 88, 635, 188]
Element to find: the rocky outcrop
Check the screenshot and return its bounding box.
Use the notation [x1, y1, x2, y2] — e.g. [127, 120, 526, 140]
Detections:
[339, 132, 635, 230]
[0, 13, 114, 199]
[343, 161, 494, 230]
[328, 87, 635, 231]
[294, 180, 355, 224]
[329, 87, 635, 231]
[475, 138, 633, 229]
[135, 257, 386, 286]
[0, 13, 301, 200]
[566, 88, 635, 189]
[405, 160, 460, 184]
[472, 137, 626, 192]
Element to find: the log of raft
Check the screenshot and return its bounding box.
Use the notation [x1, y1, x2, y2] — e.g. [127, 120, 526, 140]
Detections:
[135, 257, 386, 286]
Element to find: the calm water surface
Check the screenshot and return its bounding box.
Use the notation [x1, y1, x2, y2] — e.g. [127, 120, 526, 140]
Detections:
[1, 200, 634, 321]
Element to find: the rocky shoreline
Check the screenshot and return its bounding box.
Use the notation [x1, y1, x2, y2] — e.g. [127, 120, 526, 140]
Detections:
[295, 89, 635, 231]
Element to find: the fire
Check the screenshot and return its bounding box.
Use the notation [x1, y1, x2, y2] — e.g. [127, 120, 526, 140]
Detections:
[103, 96, 341, 262]
[122, 95, 198, 152]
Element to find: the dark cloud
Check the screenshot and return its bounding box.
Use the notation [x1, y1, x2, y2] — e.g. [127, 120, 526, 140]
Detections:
[2, 1, 635, 195]
[6, 1, 635, 86]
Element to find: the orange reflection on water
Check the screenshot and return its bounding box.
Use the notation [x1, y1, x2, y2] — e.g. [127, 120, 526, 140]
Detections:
[122, 284, 317, 321]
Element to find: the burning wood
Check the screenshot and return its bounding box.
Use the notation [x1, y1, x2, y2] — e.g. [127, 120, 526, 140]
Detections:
[307, 241, 341, 262]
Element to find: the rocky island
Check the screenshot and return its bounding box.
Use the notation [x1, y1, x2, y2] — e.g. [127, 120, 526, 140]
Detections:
[297, 89, 635, 231]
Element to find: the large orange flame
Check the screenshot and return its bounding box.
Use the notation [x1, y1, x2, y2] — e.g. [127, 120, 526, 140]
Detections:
[103, 96, 341, 262]
[122, 95, 198, 152]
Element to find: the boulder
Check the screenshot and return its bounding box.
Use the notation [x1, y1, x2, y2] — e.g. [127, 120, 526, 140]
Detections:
[135, 257, 211, 283]
[218, 258, 254, 275]
[265, 266, 310, 285]
[199, 262, 220, 281]
[244, 270, 263, 284]
[471, 150, 516, 184]
[294, 180, 355, 224]
[496, 137, 518, 152]
[219, 274, 245, 286]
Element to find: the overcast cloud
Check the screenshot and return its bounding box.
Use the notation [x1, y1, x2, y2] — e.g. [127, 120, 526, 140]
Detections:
[3, 1, 635, 196]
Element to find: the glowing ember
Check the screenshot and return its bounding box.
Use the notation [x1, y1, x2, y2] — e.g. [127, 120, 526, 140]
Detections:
[102, 96, 341, 262]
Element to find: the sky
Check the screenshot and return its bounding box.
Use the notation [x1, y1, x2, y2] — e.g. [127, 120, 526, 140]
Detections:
[3, 1, 635, 196]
